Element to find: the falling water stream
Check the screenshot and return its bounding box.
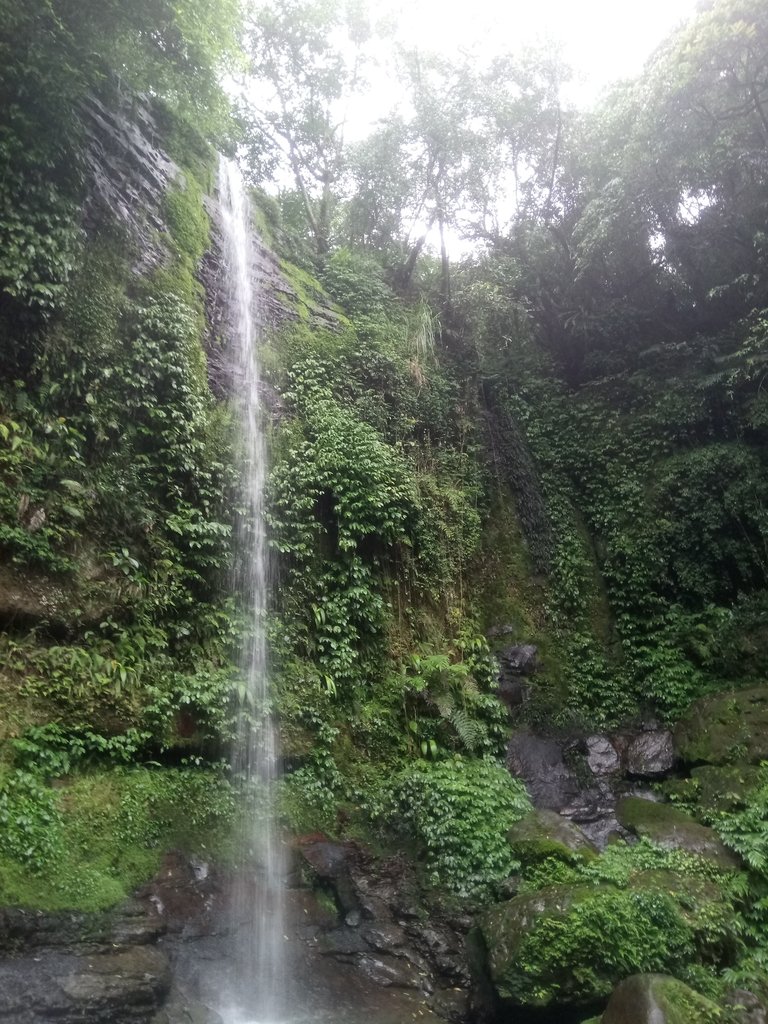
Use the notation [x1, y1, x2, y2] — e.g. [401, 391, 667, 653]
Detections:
[212, 158, 447, 1024]
[218, 156, 286, 1024]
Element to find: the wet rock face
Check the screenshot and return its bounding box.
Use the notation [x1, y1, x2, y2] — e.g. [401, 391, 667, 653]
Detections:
[600, 973, 724, 1024]
[294, 840, 471, 1017]
[506, 730, 581, 811]
[0, 947, 170, 1024]
[616, 796, 741, 869]
[80, 93, 179, 273]
[506, 724, 676, 849]
[0, 899, 170, 1024]
[494, 642, 539, 709]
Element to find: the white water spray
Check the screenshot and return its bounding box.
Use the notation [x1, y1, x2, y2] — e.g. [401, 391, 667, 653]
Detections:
[218, 156, 285, 1024]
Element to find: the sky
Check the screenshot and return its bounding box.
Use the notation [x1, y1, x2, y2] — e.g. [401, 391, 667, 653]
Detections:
[376, 0, 700, 106]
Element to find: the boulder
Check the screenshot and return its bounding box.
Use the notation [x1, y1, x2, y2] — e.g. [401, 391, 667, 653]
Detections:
[675, 687, 768, 766]
[601, 973, 722, 1023]
[477, 872, 736, 1010]
[624, 731, 674, 777]
[0, 946, 170, 1023]
[586, 736, 621, 776]
[478, 883, 600, 1006]
[498, 644, 539, 676]
[506, 730, 580, 811]
[616, 796, 740, 869]
[723, 988, 767, 1024]
[690, 764, 762, 814]
[507, 809, 598, 864]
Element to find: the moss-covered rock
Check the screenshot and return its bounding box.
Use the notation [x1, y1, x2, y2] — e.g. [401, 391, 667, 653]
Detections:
[661, 765, 762, 815]
[616, 797, 740, 869]
[674, 687, 768, 766]
[478, 881, 696, 1008]
[600, 974, 722, 1024]
[508, 809, 598, 865]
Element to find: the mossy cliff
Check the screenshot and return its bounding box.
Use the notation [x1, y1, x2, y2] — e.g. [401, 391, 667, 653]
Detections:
[3, 1, 768, 1022]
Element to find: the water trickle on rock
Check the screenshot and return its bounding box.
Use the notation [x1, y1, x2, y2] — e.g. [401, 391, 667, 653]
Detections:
[218, 155, 286, 1024]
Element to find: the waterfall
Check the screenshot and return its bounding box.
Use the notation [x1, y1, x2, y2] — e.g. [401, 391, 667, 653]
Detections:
[218, 156, 285, 1024]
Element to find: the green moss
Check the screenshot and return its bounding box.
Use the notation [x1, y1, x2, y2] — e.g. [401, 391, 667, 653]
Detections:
[279, 257, 337, 321]
[0, 767, 235, 911]
[674, 687, 768, 766]
[164, 175, 210, 267]
[615, 797, 739, 869]
[152, 100, 217, 192]
[601, 974, 724, 1024]
[480, 883, 700, 1008]
[508, 809, 598, 867]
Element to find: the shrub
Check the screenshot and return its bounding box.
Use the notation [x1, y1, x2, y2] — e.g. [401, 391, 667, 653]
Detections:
[386, 757, 531, 899]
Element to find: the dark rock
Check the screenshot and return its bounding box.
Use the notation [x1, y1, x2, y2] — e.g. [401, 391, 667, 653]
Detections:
[356, 953, 424, 990]
[59, 947, 171, 1007]
[429, 987, 470, 1022]
[319, 928, 369, 956]
[0, 947, 170, 1023]
[616, 796, 741, 869]
[0, 899, 164, 956]
[506, 730, 580, 810]
[151, 990, 224, 1024]
[300, 840, 361, 918]
[724, 989, 767, 1024]
[675, 687, 768, 766]
[508, 809, 598, 863]
[499, 644, 539, 676]
[624, 731, 674, 777]
[138, 851, 218, 939]
[601, 973, 723, 1023]
[496, 646, 539, 708]
[300, 840, 353, 880]
[586, 736, 621, 776]
[359, 923, 406, 954]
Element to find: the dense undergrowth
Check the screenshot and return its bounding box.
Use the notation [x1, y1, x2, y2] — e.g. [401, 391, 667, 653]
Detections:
[2, 0, 768, 1019]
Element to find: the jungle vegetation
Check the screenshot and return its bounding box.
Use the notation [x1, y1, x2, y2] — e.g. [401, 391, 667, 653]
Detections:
[1, 0, 768, 1014]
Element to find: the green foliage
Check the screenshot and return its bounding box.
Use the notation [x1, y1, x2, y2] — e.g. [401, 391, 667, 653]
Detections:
[0, 766, 235, 910]
[0, 768, 62, 872]
[402, 636, 508, 758]
[385, 757, 531, 899]
[511, 887, 696, 1005]
[0, 160, 80, 313]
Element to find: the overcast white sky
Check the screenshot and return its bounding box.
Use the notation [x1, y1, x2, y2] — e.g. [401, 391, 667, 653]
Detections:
[375, 0, 699, 106]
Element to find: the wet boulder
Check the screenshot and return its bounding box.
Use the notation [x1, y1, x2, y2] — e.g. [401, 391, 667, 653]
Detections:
[476, 871, 736, 1011]
[624, 731, 674, 777]
[616, 796, 740, 869]
[600, 974, 723, 1023]
[507, 809, 598, 865]
[674, 687, 768, 766]
[586, 736, 621, 776]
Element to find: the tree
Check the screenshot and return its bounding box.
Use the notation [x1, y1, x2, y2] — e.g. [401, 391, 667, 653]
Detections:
[343, 50, 483, 299]
[242, 0, 370, 257]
